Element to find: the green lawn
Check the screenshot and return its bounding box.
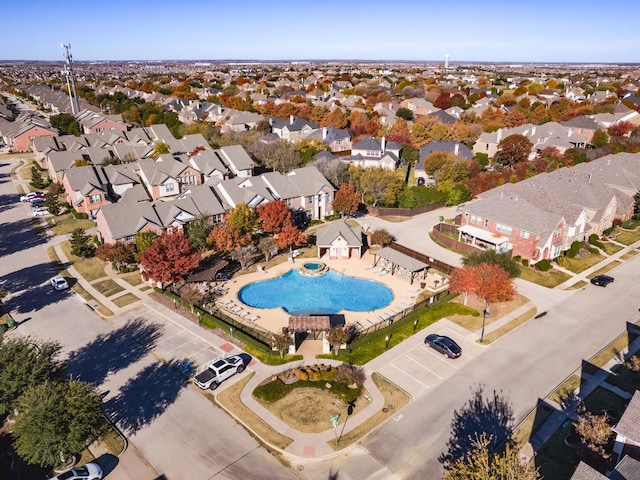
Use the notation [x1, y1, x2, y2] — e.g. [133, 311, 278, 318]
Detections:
[519, 267, 571, 288]
[48, 213, 96, 236]
[613, 226, 640, 245]
[120, 271, 143, 286]
[587, 260, 622, 279]
[549, 374, 581, 405]
[563, 251, 606, 273]
[599, 241, 624, 255]
[60, 241, 108, 282]
[589, 331, 638, 369]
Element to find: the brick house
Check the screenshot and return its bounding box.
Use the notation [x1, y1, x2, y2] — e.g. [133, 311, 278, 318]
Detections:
[61, 165, 111, 218]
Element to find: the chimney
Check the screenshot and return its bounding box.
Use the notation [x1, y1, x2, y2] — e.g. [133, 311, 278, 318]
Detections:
[290, 114, 295, 125]
[322, 127, 327, 140]
[454, 143, 459, 156]
[381, 136, 386, 152]
[531, 126, 536, 136]
[497, 128, 503, 143]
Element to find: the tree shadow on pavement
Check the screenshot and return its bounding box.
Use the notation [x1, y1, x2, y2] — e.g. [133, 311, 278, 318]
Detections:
[439, 383, 514, 467]
[0, 216, 47, 257]
[67, 318, 164, 385]
[104, 359, 188, 434]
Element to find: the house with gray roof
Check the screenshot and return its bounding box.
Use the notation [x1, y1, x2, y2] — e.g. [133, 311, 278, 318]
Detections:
[137, 154, 203, 200]
[570, 456, 640, 480]
[61, 164, 111, 218]
[269, 115, 320, 143]
[315, 219, 362, 259]
[216, 144, 254, 178]
[346, 136, 400, 170]
[220, 110, 265, 133]
[189, 149, 229, 183]
[613, 390, 640, 462]
[456, 152, 640, 263]
[95, 201, 165, 244]
[307, 126, 352, 153]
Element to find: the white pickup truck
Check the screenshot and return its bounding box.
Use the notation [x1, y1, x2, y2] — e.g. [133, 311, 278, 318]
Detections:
[193, 355, 245, 390]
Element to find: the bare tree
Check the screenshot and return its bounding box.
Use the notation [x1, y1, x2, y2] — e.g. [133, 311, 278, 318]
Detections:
[231, 244, 258, 270]
[271, 332, 291, 358]
[327, 327, 349, 356]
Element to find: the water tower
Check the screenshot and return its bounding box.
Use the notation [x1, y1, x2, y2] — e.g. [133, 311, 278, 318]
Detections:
[444, 54, 450, 70]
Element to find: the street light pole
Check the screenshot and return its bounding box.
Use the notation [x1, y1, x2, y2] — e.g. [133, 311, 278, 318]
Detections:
[480, 308, 488, 343]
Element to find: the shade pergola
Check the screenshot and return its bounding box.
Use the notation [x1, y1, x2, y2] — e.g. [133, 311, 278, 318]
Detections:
[185, 258, 229, 283]
[288, 315, 331, 333]
[457, 225, 510, 252]
[372, 247, 429, 285]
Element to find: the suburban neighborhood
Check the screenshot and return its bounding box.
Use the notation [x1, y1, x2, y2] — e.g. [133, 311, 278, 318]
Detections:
[1, 52, 640, 480]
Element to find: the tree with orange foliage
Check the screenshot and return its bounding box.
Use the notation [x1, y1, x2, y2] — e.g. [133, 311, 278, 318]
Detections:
[449, 264, 516, 309]
[139, 232, 200, 286]
[332, 183, 360, 217]
[207, 220, 252, 254]
[257, 199, 292, 234]
[321, 108, 348, 129]
[276, 224, 307, 253]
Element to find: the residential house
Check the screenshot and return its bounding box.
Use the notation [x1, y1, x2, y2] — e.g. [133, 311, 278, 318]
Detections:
[103, 162, 141, 200]
[561, 116, 601, 142]
[0, 114, 57, 152]
[315, 219, 362, 259]
[219, 110, 265, 133]
[75, 109, 128, 134]
[307, 126, 352, 153]
[189, 149, 229, 183]
[570, 456, 640, 480]
[456, 153, 640, 263]
[216, 144, 254, 178]
[347, 136, 400, 170]
[269, 115, 320, 143]
[401, 98, 440, 116]
[613, 390, 640, 461]
[95, 201, 165, 244]
[137, 154, 203, 200]
[61, 164, 111, 218]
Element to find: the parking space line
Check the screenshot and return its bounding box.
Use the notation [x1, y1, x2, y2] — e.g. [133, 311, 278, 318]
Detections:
[164, 337, 200, 354]
[404, 354, 444, 378]
[389, 363, 431, 388]
[418, 344, 462, 368]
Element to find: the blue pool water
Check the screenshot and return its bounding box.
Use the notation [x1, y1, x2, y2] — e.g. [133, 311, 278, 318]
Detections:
[238, 269, 393, 314]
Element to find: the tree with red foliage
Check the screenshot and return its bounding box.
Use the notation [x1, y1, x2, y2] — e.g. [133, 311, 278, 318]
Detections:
[189, 145, 206, 157]
[139, 232, 200, 286]
[207, 220, 252, 254]
[332, 183, 360, 217]
[609, 121, 634, 137]
[95, 241, 136, 272]
[449, 263, 516, 308]
[448, 265, 480, 305]
[434, 91, 452, 110]
[276, 224, 307, 253]
[257, 200, 292, 234]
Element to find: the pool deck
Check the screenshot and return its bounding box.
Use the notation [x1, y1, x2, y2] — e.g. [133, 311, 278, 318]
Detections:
[217, 250, 446, 334]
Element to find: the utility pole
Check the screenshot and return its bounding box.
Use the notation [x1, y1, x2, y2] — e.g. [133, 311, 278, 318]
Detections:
[61, 43, 79, 115]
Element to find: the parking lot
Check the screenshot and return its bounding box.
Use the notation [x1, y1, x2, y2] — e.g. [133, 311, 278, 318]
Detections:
[375, 324, 483, 398]
[111, 303, 242, 375]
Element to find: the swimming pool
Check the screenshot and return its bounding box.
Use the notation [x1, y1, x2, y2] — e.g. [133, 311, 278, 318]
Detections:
[238, 269, 393, 314]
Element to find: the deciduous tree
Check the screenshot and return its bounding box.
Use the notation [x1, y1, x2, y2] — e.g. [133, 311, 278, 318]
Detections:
[0, 337, 65, 417]
[151, 142, 171, 159]
[462, 250, 522, 278]
[95, 241, 136, 272]
[321, 108, 348, 129]
[443, 432, 540, 480]
[327, 327, 349, 356]
[276, 224, 307, 252]
[231, 244, 258, 270]
[139, 232, 200, 286]
[396, 107, 414, 121]
[258, 236, 278, 262]
[448, 265, 481, 305]
[257, 200, 291, 234]
[271, 332, 291, 358]
[332, 183, 360, 217]
[134, 231, 157, 261]
[207, 220, 252, 253]
[495, 134, 533, 166]
[13, 380, 106, 468]
[227, 203, 259, 236]
[574, 413, 612, 457]
[185, 214, 213, 252]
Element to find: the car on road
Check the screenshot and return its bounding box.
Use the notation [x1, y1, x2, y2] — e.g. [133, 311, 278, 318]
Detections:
[31, 207, 50, 216]
[20, 191, 46, 202]
[424, 334, 462, 358]
[590, 275, 614, 287]
[194, 355, 245, 390]
[50, 276, 69, 291]
[48, 462, 103, 480]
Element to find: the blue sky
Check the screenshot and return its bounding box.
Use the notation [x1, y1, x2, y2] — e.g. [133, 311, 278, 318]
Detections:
[2, 0, 639, 63]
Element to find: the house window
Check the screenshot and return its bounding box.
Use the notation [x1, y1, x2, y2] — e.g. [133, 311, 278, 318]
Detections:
[496, 223, 512, 235]
[520, 230, 529, 239]
[285, 198, 292, 207]
[307, 196, 314, 203]
[484, 219, 489, 227]
[553, 229, 562, 239]
[165, 183, 175, 192]
[212, 214, 222, 224]
[90, 194, 101, 204]
[470, 215, 477, 225]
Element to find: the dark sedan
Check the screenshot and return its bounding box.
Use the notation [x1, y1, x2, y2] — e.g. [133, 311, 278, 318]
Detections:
[424, 334, 462, 359]
[590, 275, 614, 287]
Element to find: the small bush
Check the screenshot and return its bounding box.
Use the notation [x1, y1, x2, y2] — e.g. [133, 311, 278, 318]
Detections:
[296, 368, 309, 381]
[556, 256, 568, 268]
[370, 228, 392, 247]
[536, 259, 552, 271]
[521, 258, 529, 267]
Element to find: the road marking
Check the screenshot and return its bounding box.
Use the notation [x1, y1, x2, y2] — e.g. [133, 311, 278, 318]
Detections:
[389, 363, 431, 388]
[393, 413, 404, 422]
[406, 354, 444, 378]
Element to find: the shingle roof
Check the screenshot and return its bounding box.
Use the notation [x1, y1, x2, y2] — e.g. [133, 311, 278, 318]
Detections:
[569, 461, 607, 480]
[316, 220, 362, 247]
[608, 455, 640, 480]
[613, 390, 640, 444]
